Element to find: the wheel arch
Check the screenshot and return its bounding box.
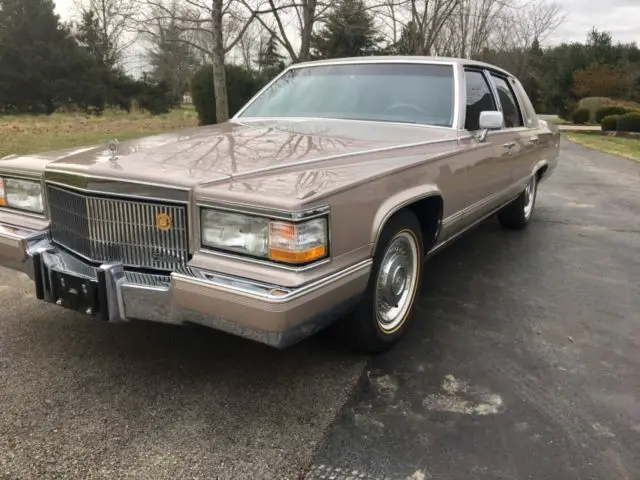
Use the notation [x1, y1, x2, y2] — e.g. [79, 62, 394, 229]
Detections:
[370, 185, 444, 256]
[532, 159, 549, 182]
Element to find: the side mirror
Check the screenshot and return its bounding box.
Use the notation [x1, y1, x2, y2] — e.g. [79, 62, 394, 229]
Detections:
[476, 111, 504, 142]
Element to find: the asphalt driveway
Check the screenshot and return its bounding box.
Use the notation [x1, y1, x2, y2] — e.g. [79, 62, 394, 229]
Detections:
[0, 283, 368, 478]
[307, 141, 640, 479]
[1, 141, 639, 479]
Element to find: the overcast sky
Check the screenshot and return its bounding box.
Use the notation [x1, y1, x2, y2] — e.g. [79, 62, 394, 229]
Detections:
[53, 0, 640, 48]
[550, 0, 639, 44]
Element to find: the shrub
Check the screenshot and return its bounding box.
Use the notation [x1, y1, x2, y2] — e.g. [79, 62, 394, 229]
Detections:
[190, 64, 268, 125]
[190, 66, 216, 125]
[601, 114, 621, 132]
[595, 106, 632, 124]
[136, 80, 173, 115]
[558, 101, 576, 122]
[617, 112, 640, 133]
[576, 97, 611, 123]
[571, 108, 590, 125]
[576, 97, 640, 123]
[107, 71, 145, 113]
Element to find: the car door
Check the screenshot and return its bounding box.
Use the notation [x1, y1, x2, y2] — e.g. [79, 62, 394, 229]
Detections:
[456, 68, 511, 228]
[510, 76, 553, 178]
[486, 71, 532, 193]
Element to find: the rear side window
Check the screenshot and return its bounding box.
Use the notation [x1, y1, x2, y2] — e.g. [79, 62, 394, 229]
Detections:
[512, 78, 539, 127]
[464, 70, 496, 131]
[489, 74, 524, 128]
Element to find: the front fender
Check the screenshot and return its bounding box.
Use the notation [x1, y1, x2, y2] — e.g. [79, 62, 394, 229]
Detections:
[370, 184, 442, 253]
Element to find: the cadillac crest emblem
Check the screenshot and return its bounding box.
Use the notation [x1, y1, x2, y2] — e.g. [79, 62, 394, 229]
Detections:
[156, 212, 172, 231]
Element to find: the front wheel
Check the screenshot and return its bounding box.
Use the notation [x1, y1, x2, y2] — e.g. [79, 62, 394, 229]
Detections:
[498, 175, 538, 230]
[335, 209, 424, 354]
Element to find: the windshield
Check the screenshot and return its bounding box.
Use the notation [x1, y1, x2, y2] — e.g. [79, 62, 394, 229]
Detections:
[238, 63, 455, 127]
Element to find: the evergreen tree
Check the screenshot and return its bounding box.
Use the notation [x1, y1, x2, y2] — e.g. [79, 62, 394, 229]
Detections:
[257, 35, 285, 70]
[256, 34, 286, 81]
[74, 9, 113, 112]
[520, 38, 544, 111]
[75, 6, 151, 112]
[390, 21, 420, 55]
[147, 17, 199, 106]
[76, 10, 113, 67]
[0, 0, 102, 113]
[310, 0, 382, 59]
[586, 28, 620, 65]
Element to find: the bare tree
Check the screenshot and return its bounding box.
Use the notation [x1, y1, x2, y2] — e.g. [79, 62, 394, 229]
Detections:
[431, 0, 507, 58]
[74, 0, 137, 67]
[486, 0, 566, 54]
[487, 0, 565, 76]
[372, 0, 562, 62]
[136, 0, 297, 122]
[411, 0, 462, 55]
[241, 0, 334, 62]
[370, 0, 463, 55]
[234, 19, 269, 69]
[139, 0, 203, 102]
[368, 0, 406, 47]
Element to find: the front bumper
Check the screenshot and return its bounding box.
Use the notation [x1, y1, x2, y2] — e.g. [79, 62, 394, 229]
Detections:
[0, 222, 372, 349]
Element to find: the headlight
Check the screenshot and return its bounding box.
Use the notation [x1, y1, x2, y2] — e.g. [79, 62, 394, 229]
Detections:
[201, 210, 270, 258]
[0, 177, 44, 213]
[201, 209, 329, 265]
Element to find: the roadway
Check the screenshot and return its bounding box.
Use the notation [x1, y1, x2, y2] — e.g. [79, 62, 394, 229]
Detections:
[1, 141, 638, 479]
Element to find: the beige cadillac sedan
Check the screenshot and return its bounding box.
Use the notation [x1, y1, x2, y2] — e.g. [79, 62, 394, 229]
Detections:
[0, 56, 560, 353]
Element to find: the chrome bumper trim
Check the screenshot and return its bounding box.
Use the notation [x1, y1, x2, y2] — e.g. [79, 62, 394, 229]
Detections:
[173, 259, 372, 303]
[0, 223, 51, 277]
[0, 221, 371, 348]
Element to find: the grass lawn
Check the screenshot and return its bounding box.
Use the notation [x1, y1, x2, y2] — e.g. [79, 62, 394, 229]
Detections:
[0, 107, 199, 158]
[564, 132, 640, 162]
[547, 117, 574, 125]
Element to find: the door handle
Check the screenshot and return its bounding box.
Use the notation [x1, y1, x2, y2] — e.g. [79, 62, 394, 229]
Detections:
[527, 136, 539, 145]
[503, 142, 516, 156]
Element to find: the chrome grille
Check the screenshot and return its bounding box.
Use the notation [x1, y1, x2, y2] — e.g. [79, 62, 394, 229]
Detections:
[47, 184, 189, 271]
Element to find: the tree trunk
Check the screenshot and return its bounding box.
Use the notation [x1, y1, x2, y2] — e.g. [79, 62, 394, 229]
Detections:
[298, 0, 316, 62]
[211, 0, 229, 123]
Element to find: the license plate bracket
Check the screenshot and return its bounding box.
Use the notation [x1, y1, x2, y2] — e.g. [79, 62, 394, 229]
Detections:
[50, 270, 103, 318]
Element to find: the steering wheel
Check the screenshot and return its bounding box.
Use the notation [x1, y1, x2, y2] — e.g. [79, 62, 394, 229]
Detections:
[383, 103, 427, 116]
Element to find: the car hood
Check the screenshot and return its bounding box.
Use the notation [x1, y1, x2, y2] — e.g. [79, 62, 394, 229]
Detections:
[3, 118, 459, 188]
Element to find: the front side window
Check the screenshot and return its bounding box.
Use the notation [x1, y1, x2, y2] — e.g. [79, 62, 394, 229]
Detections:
[490, 73, 524, 128]
[464, 69, 496, 131]
[238, 63, 455, 127]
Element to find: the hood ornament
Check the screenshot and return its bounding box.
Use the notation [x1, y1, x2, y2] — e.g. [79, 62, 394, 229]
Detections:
[107, 139, 120, 162]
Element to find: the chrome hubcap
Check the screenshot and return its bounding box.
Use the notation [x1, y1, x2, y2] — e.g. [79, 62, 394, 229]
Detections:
[375, 232, 419, 332]
[523, 177, 536, 219]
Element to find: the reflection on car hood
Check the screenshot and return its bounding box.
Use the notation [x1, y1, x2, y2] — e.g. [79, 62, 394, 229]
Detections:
[1, 118, 459, 188]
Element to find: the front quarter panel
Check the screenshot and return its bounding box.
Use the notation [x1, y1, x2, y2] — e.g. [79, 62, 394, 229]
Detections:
[312, 142, 469, 260]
